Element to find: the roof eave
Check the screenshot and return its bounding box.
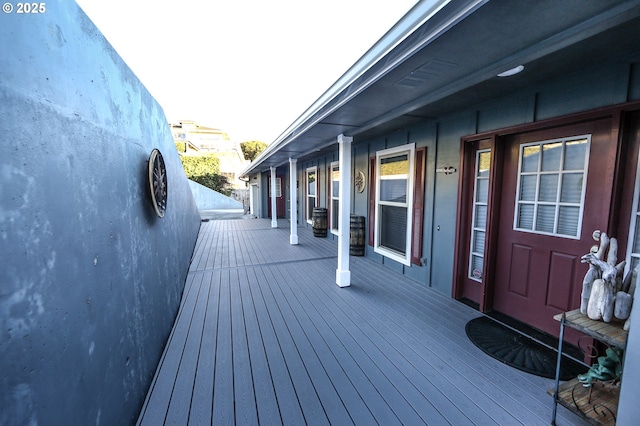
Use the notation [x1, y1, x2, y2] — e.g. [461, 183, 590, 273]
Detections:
[240, 0, 486, 178]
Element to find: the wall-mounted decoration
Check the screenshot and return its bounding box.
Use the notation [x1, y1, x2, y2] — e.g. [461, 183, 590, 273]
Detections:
[355, 170, 366, 193]
[436, 166, 457, 175]
[148, 149, 168, 218]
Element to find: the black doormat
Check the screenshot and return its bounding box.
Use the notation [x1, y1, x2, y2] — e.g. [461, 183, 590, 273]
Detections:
[465, 316, 588, 380]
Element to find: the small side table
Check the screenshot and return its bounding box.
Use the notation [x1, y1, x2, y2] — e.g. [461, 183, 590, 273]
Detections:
[550, 309, 627, 425]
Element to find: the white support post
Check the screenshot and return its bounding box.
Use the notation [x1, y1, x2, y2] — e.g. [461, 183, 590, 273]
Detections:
[336, 134, 353, 287]
[289, 158, 298, 245]
[270, 166, 278, 228]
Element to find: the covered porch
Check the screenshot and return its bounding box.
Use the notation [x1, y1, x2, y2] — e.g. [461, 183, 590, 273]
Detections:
[137, 218, 587, 425]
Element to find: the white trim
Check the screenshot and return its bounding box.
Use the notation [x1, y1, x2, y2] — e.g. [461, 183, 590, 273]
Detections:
[374, 143, 415, 266]
[512, 135, 590, 240]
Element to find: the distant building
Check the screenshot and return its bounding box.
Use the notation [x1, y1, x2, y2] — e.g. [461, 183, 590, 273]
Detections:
[170, 120, 249, 189]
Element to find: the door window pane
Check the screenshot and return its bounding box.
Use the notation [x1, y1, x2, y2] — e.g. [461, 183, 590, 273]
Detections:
[564, 139, 589, 170]
[558, 206, 580, 236]
[476, 178, 489, 203]
[539, 174, 559, 202]
[517, 204, 534, 230]
[560, 173, 583, 203]
[469, 149, 491, 282]
[536, 205, 556, 233]
[522, 146, 540, 172]
[519, 175, 537, 201]
[473, 230, 486, 253]
[477, 151, 491, 177]
[470, 255, 484, 279]
[514, 135, 590, 239]
[541, 142, 562, 171]
[474, 205, 487, 227]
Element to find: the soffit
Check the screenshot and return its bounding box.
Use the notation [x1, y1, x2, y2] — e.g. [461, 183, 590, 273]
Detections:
[244, 0, 640, 175]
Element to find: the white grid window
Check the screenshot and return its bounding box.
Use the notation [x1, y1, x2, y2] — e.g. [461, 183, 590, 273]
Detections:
[374, 144, 415, 266]
[330, 162, 339, 233]
[514, 136, 590, 239]
[469, 149, 491, 282]
[626, 150, 640, 275]
[306, 167, 317, 223]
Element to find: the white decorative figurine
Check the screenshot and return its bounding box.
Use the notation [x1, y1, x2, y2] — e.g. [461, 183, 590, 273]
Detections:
[580, 231, 634, 324]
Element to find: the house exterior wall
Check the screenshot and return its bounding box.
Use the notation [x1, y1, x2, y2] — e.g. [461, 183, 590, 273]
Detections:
[261, 170, 290, 219]
[254, 58, 640, 293]
[249, 57, 640, 420]
[0, 2, 201, 425]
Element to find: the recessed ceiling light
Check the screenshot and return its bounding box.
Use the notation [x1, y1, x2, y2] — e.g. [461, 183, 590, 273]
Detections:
[497, 65, 524, 77]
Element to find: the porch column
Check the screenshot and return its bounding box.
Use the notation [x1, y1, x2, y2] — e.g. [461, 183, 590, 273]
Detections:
[289, 158, 298, 244]
[270, 166, 277, 228]
[336, 134, 353, 288]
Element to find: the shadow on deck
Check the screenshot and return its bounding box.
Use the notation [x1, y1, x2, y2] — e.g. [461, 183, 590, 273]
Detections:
[137, 218, 587, 425]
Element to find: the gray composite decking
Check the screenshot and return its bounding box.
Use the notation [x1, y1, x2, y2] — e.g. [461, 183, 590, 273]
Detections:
[137, 218, 588, 425]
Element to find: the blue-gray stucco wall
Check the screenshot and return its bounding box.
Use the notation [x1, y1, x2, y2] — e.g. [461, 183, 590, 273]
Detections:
[0, 2, 201, 424]
[188, 179, 243, 210]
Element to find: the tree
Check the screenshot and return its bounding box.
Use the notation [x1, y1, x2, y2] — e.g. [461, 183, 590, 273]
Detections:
[174, 141, 186, 153]
[179, 155, 232, 196]
[240, 141, 268, 162]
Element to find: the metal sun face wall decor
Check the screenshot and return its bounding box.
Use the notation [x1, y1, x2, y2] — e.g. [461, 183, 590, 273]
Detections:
[148, 149, 168, 218]
[355, 170, 366, 193]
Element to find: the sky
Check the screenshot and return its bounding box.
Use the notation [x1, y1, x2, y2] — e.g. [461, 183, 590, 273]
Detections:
[75, 0, 418, 144]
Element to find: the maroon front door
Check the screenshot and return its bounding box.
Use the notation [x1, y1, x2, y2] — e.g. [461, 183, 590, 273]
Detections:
[267, 175, 285, 218]
[493, 119, 614, 337]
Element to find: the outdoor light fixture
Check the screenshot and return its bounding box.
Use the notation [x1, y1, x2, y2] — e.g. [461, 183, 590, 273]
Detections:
[497, 65, 524, 77]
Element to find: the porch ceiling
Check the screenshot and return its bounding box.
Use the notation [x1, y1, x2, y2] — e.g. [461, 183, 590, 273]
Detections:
[242, 0, 640, 176]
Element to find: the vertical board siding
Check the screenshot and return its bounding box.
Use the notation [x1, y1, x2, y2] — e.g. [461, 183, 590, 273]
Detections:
[137, 219, 588, 426]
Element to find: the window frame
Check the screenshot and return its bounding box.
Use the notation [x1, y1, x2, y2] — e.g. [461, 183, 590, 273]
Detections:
[306, 166, 317, 224]
[513, 135, 590, 240]
[330, 161, 339, 234]
[625, 147, 640, 275]
[468, 149, 491, 282]
[374, 143, 415, 266]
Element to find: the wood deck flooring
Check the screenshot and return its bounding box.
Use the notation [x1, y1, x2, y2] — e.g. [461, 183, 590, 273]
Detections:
[137, 218, 588, 425]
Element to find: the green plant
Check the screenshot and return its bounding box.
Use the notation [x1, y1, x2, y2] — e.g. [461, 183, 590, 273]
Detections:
[240, 141, 268, 162]
[174, 141, 186, 153]
[179, 155, 231, 194]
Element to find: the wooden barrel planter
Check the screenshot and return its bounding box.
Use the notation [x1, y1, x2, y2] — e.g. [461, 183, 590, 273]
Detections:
[312, 208, 327, 237]
[350, 215, 365, 256]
